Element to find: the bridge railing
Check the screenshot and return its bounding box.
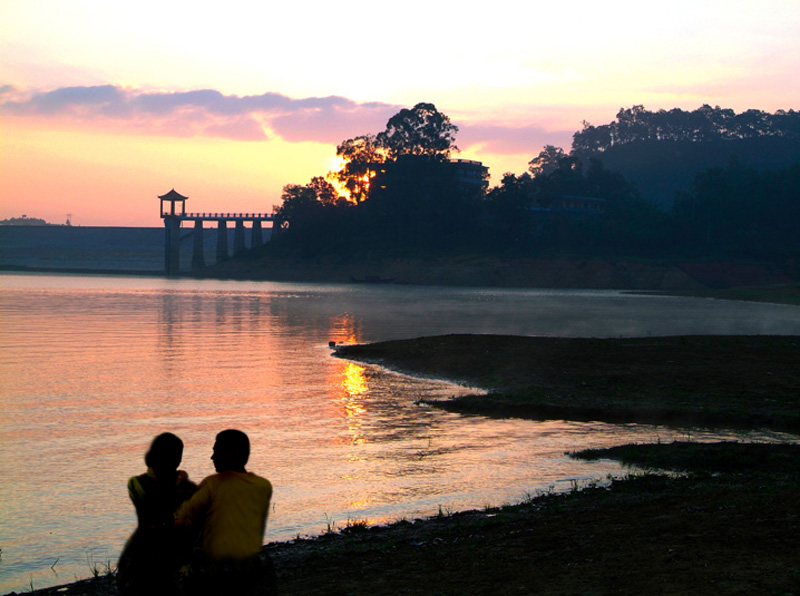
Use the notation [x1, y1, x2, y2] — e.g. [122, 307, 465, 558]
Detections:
[180, 212, 275, 219]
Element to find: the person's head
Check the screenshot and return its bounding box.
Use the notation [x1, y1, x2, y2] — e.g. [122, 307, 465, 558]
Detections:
[144, 432, 184, 477]
[212, 429, 250, 473]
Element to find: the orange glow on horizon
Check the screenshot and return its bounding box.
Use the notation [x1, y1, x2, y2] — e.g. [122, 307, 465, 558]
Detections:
[0, 120, 335, 226]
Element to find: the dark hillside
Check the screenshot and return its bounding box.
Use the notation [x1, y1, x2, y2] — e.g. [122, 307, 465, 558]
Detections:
[584, 136, 800, 208]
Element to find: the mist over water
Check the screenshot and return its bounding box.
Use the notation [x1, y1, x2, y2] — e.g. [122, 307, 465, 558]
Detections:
[1, 273, 799, 593]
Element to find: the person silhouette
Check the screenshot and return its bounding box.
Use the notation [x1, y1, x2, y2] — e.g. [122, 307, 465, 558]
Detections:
[176, 429, 276, 596]
[117, 432, 197, 596]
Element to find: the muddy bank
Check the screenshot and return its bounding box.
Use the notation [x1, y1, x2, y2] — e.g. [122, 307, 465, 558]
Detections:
[335, 334, 800, 433]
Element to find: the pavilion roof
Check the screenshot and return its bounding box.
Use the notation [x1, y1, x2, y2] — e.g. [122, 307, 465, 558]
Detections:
[158, 189, 188, 201]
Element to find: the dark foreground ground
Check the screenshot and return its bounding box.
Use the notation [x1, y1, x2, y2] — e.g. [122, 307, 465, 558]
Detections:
[20, 335, 800, 596]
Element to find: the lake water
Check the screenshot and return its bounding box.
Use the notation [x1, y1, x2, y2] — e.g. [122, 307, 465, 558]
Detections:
[2, 273, 800, 594]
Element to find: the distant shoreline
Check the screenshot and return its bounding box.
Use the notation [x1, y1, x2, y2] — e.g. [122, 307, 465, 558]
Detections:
[0, 264, 163, 277]
[4, 258, 800, 307]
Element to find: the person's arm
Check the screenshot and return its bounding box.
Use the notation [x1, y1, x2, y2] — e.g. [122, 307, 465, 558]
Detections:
[175, 478, 211, 530]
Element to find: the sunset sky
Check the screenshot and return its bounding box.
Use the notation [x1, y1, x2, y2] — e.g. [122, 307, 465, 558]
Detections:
[1, 0, 798, 226]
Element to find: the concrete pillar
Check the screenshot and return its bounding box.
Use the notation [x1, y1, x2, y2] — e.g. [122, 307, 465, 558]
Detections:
[234, 220, 246, 255]
[191, 220, 205, 272]
[164, 217, 181, 275]
[251, 220, 263, 248]
[216, 219, 228, 261]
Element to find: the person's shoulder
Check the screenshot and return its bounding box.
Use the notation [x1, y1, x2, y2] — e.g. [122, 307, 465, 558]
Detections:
[245, 472, 272, 491]
[129, 471, 150, 483]
[127, 473, 151, 501]
[197, 472, 223, 487]
[187, 473, 223, 501]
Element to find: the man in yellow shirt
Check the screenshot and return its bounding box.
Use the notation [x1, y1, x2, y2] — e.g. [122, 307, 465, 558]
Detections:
[176, 429, 276, 596]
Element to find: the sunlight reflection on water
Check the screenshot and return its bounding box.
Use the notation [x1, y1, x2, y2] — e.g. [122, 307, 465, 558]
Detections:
[1, 273, 799, 593]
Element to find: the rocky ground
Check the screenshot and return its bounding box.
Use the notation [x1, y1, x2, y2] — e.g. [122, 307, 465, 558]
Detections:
[20, 334, 800, 596]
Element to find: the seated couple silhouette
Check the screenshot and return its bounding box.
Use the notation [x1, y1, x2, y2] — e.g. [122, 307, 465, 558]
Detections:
[117, 430, 276, 596]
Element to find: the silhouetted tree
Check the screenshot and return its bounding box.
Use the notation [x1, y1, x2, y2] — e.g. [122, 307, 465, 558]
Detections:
[264, 102, 795, 260]
[271, 102, 481, 254]
[488, 156, 673, 256]
[366, 155, 479, 251]
[334, 135, 385, 203]
[572, 105, 800, 155]
[307, 176, 342, 206]
[531, 154, 586, 197]
[528, 145, 567, 178]
[376, 102, 459, 161]
[483, 172, 536, 247]
[273, 177, 346, 239]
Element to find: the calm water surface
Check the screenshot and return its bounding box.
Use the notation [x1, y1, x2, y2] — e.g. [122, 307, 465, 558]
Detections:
[2, 273, 799, 593]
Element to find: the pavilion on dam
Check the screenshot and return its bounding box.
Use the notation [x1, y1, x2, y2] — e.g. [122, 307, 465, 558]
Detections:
[159, 189, 274, 275]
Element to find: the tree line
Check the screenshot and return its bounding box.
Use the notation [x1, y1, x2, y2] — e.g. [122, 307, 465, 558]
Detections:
[263, 103, 800, 263]
[0, 215, 54, 226]
[573, 105, 800, 155]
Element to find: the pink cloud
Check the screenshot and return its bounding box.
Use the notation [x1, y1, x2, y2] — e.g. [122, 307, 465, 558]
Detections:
[0, 84, 400, 144]
[203, 116, 267, 142]
[0, 84, 582, 156]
